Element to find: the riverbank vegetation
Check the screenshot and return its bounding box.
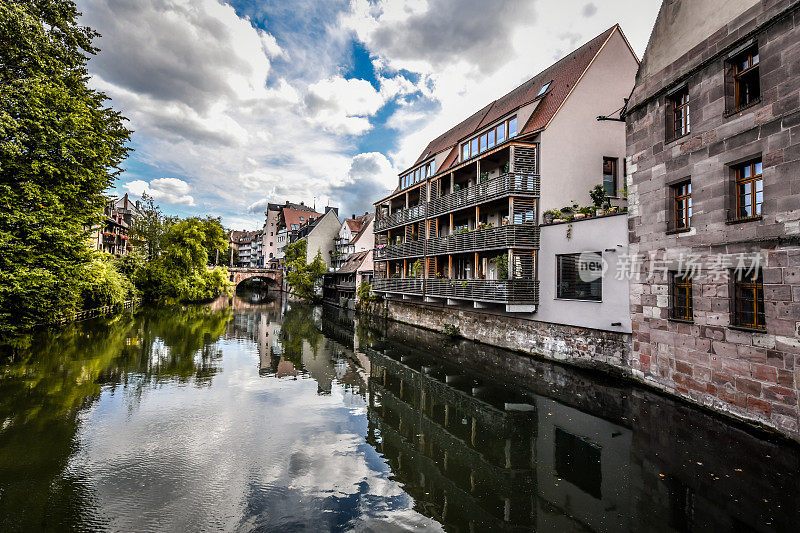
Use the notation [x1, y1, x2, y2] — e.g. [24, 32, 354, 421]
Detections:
[0, 1, 231, 335]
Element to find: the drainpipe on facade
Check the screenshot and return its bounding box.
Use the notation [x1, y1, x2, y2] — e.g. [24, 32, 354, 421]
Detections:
[422, 180, 428, 301]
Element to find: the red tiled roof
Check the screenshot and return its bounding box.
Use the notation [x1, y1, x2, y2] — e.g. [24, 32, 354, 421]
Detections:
[411, 25, 620, 174]
[282, 208, 322, 229]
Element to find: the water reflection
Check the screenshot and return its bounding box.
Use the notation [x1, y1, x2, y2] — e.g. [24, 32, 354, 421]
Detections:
[0, 291, 798, 532]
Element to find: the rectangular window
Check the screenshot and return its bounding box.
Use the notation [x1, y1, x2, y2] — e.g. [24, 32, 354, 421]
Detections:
[430, 159, 436, 175]
[735, 159, 763, 219]
[496, 123, 506, 144]
[470, 138, 479, 157]
[556, 253, 602, 301]
[480, 133, 487, 152]
[462, 143, 469, 161]
[672, 181, 692, 230]
[670, 87, 690, 140]
[488, 129, 495, 148]
[670, 273, 693, 321]
[731, 46, 760, 111]
[508, 116, 518, 137]
[732, 270, 765, 329]
[603, 157, 617, 197]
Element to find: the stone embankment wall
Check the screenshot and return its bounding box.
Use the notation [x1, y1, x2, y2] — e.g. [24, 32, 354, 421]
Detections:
[365, 297, 800, 443]
[380, 299, 631, 374]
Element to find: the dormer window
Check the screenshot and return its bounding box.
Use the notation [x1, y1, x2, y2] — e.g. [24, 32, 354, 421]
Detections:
[537, 81, 551, 97]
[459, 115, 517, 161]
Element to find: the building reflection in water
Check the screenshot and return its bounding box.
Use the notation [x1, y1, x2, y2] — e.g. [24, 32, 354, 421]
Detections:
[219, 295, 800, 532]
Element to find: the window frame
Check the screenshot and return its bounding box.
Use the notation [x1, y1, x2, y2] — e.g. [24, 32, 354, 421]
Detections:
[734, 159, 763, 220]
[670, 272, 693, 322]
[671, 87, 690, 140]
[671, 180, 692, 231]
[603, 157, 618, 197]
[731, 269, 765, 330]
[555, 253, 603, 302]
[727, 45, 760, 113]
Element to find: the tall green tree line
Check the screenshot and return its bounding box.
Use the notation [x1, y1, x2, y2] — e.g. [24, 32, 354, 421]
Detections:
[0, 0, 130, 333]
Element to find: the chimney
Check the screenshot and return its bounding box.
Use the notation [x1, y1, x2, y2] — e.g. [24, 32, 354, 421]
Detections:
[285, 200, 289, 205]
[351, 213, 355, 219]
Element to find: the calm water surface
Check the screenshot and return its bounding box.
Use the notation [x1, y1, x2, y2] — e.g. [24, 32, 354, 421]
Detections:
[1, 290, 799, 532]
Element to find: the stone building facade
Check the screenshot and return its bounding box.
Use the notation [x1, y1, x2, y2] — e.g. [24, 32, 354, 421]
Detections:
[625, 0, 800, 438]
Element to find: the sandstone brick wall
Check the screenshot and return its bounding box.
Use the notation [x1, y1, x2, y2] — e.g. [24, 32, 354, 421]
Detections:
[625, 2, 800, 439]
[383, 300, 631, 372]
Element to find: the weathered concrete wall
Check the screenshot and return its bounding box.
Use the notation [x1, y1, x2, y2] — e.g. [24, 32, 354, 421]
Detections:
[626, 1, 800, 439]
[382, 299, 631, 373]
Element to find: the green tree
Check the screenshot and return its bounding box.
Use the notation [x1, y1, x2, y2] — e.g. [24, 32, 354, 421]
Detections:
[136, 217, 231, 302]
[284, 239, 326, 302]
[0, 0, 131, 334]
[129, 193, 175, 261]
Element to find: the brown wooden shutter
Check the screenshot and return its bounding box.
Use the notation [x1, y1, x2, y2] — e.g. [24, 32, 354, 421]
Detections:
[664, 96, 674, 142]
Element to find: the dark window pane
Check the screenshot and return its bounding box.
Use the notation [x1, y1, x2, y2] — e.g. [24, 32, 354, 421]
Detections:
[557, 254, 602, 301]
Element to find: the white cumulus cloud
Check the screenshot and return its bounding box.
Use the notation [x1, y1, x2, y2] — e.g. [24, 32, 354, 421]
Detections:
[126, 178, 195, 206]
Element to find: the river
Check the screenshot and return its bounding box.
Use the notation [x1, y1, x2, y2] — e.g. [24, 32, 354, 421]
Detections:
[0, 290, 799, 532]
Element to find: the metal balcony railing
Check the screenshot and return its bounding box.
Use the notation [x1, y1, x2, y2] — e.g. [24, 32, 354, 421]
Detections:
[374, 203, 426, 232]
[372, 278, 539, 304]
[374, 239, 424, 260]
[426, 224, 539, 256]
[428, 172, 540, 217]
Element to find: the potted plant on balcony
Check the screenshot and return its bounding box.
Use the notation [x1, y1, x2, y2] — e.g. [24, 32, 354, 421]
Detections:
[480, 171, 489, 183]
[411, 259, 423, 278]
[543, 209, 561, 224]
[590, 184, 606, 210]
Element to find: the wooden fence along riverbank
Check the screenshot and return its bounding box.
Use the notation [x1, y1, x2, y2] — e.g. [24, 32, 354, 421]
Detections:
[58, 299, 142, 325]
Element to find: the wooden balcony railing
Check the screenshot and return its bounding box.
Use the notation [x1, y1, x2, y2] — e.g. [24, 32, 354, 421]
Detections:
[427, 172, 539, 217]
[426, 224, 539, 256]
[372, 278, 539, 304]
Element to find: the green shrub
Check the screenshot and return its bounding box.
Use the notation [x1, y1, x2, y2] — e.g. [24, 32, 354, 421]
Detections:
[77, 254, 137, 310]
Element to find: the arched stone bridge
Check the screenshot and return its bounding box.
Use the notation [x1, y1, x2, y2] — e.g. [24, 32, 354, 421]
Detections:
[226, 267, 282, 288]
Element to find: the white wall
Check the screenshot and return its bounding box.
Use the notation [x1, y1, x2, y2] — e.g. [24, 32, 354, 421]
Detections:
[539, 29, 639, 217]
[306, 210, 342, 269]
[537, 214, 631, 333]
[352, 217, 374, 253]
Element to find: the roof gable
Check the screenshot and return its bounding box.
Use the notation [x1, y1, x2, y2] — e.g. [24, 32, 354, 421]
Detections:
[409, 26, 619, 170]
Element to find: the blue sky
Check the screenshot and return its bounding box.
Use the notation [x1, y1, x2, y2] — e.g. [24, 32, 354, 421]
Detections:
[77, 0, 661, 229]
